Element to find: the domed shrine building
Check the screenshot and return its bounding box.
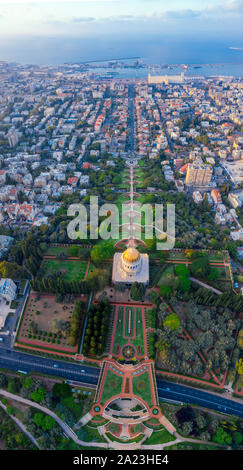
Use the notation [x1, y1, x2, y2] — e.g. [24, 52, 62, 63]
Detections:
[112, 245, 149, 287]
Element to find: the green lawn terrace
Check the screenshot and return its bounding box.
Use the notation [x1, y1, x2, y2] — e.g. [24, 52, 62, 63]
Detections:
[39, 258, 93, 282]
[133, 169, 147, 189]
[98, 367, 123, 407]
[132, 371, 155, 408]
[158, 263, 231, 288]
[150, 249, 228, 263]
[118, 229, 147, 245]
[167, 249, 228, 264]
[61, 386, 95, 421]
[157, 265, 174, 287]
[94, 359, 159, 413]
[133, 167, 144, 177]
[104, 423, 145, 444]
[116, 194, 130, 225]
[118, 169, 130, 190]
[153, 249, 233, 292]
[137, 159, 146, 168]
[143, 427, 175, 445]
[110, 304, 147, 360]
[115, 166, 145, 193]
[43, 244, 91, 258]
[119, 202, 148, 235]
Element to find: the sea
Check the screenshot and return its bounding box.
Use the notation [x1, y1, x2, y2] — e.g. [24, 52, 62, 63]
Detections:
[0, 36, 243, 78]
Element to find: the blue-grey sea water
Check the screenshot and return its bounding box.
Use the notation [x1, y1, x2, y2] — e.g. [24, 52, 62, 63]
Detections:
[0, 36, 243, 77]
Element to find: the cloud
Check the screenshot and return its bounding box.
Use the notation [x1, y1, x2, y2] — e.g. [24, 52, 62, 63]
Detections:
[71, 17, 95, 23]
[43, 15, 96, 25]
[163, 9, 201, 20]
[205, 0, 243, 15]
[223, 0, 243, 12]
[0, 0, 116, 3]
[116, 15, 135, 19]
[1, 0, 243, 39]
[150, 1, 243, 22]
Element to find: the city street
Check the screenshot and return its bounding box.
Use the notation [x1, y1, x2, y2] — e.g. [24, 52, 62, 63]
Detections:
[1, 347, 243, 419]
[0, 348, 100, 385]
[157, 379, 243, 419]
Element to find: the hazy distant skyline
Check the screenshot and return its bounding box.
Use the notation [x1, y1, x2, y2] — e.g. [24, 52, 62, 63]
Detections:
[0, 0, 242, 40]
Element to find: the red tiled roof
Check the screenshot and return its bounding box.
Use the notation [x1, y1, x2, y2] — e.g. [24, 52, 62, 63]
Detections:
[67, 177, 78, 185]
[179, 164, 189, 174]
[82, 162, 94, 169]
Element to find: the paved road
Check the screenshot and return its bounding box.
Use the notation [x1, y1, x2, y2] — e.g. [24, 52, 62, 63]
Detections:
[1, 348, 243, 419]
[157, 379, 243, 419]
[0, 348, 100, 386]
[128, 84, 135, 153]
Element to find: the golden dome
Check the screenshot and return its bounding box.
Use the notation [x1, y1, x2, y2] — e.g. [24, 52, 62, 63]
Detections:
[123, 247, 140, 263]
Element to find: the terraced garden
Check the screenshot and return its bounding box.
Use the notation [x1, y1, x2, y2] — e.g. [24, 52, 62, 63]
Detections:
[99, 369, 123, 406]
[112, 305, 145, 358]
[132, 371, 154, 407]
[41, 259, 92, 282]
[158, 265, 175, 286]
[44, 245, 90, 257]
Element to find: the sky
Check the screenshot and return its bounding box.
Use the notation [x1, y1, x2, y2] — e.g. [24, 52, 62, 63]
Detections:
[0, 0, 242, 39]
[0, 1, 242, 64]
